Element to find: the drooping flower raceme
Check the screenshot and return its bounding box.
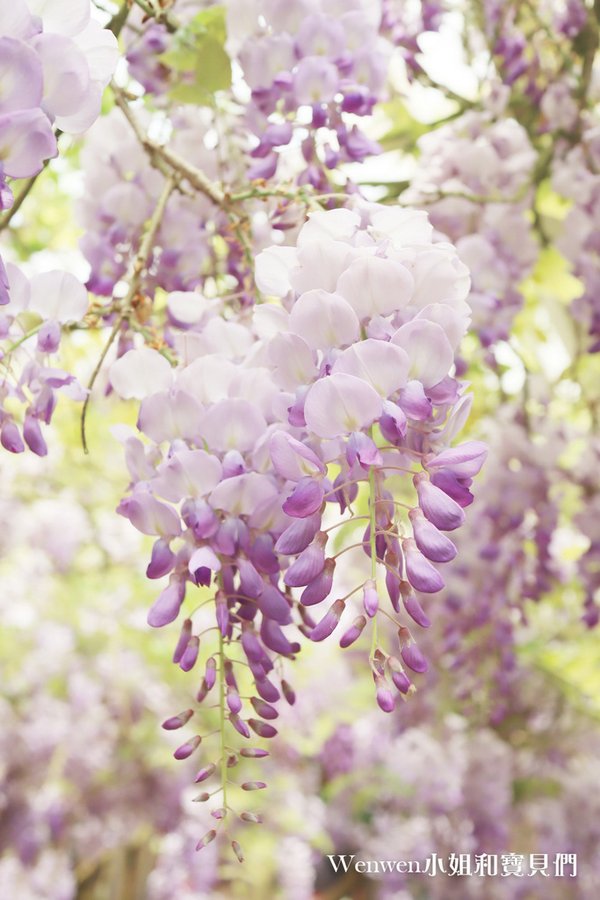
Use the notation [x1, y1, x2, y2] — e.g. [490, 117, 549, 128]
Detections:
[114, 202, 485, 852]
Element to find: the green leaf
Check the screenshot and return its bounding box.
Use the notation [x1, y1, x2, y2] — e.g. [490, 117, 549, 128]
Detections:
[158, 6, 231, 105]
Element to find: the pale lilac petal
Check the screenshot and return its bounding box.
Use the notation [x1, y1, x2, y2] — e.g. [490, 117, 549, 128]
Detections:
[369, 207, 433, 245]
[110, 348, 173, 400]
[332, 339, 410, 396]
[31, 33, 90, 119]
[28, 0, 90, 37]
[304, 373, 383, 438]
[189, 546, 221, 582]
[288, 289, 360, 351]
[28, 270, 87, 324]
[152, 449, 222, 502]
[297, 208, 360, 246]
[267, 332, 317, 390]
[199, 399, 266, 453]
[209, 473, 278, 516]
[117, 491, 181, 537]
[336, 256, 414, 320]
[0, 37, 43, 113]
[137, 389, 203, 443]
[255, 246, 297, 296]
[269, 430, 325, 481]
[391, 320, 454, 388]
[0, 109, 57, 177]
[425, 440, 488, 478]
[282, 477, 324, 518]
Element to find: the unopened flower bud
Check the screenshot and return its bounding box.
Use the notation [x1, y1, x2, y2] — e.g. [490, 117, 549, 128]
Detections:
[281, 679, 296, 705]
[241, 781, 267, 791]
[240, 811, 263, 824]
[194, 763, 216, 783]
[362, 580, 379, 617]
[230, 714, 251, 739]
[248, 718, 278, 738]
[162, 709, 194, 731]
[196, 829, 217, 851]
[250, 697, 278, 720]
[232, 840, 244, 863]
[179, 635, 200, 672]
[174, 735, 201, 760]
[310, 598, 345, 641]
[339, 614, 367, 648]
[240, 748, 269, 758]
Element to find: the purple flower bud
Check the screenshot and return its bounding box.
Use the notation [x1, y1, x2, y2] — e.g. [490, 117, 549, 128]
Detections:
[216, 591, 230, 636]
[281, 679, 296, 705]
[282, 477, 324, 518]
[149, 580, 186, 628]
[248, 718, 278, 739]
[229, 714, 251, 739]
[300, 558, 336, 606]
[179, 635, 200, 672]
[339, 614, 367, 648]
[174, 735, 201, 760]
[196, 829, 217, 851]
[388, 656, 412, 694]
[284, 533, 327, 587]
[374, 674, 395, 713]
[204, 656, 217, 690]
[147, 538, 176, 579]
[249, 533, 280, 574]
[227, 687, 242, 715]
[23, 415, 47, 456]
[430, 469, 474, 507]
[192, 792, 210, 803]
[385, 554, 401, 612]
[222, 449, 246, 478]
[409, 507, 457, 562]
[401, 582, 431, 628]
[310, 598, 345, 642]
[162, 709, 194, 730]
[398, 381, 433, 420]
[241, 781, 267, 791]
[232, 840, 244, 863]
[415, 474, 466, 530]
[260, 616, 298, 656]
[240, 747, 269, 759]
[237, 559, 264, 598]
[227, 753, 238, 767]
[194, 763, 216, 783]
[250, 697, 278, 720]
[241, 629, 265, 664]
[211, 807, 226, 820]
[403, 539, 444, 593]
[362, 580, 379, 618]
[379, 400, 408, 444]
[37, 319, 61, 353]
[329, 472, 359, 513]
[275, 512, 322, 555]
[400, 641, 428, 674]
[255, 676, 280, 703]
[1, 420, 24, 454]
[346, 432, 383, 469]
[257, 585, 292, 624]
[240, 812, 263, 823]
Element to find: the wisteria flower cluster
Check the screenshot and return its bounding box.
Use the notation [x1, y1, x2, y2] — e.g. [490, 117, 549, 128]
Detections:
[113, 201, 485, 848]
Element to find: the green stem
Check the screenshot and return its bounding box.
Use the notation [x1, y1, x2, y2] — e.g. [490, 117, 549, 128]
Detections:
[218, 629, 228, 810]
[369, 464, 378, 656]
